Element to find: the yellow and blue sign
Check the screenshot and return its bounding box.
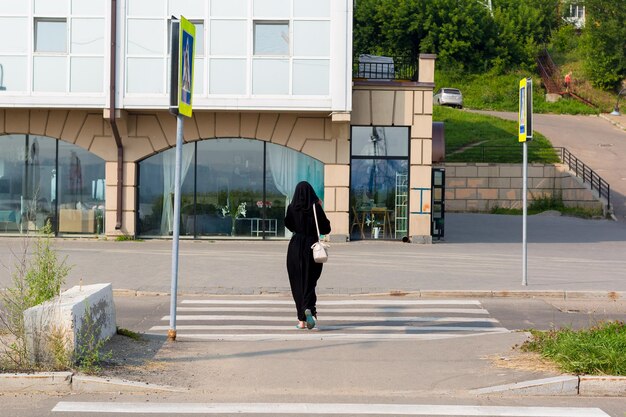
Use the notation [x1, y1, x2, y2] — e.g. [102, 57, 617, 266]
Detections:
[178, 17, 195, 118]
[518, 77, 533, 142]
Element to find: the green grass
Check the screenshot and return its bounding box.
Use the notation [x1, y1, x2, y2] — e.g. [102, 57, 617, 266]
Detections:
[433, 106, 560, 164]
[116, 327, 142, 341]
[521, 321, 626, 375]
[435, 70, 599, 115]
[115, 234, 143, 242]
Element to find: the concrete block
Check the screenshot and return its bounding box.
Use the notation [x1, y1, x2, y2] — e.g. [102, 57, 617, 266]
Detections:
[579, 376, 626, 397]
[24, 284, 116, 364]
[0, 372, 72, 393]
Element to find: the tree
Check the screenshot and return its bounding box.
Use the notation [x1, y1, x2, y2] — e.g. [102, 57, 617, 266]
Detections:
[581, 0, 626, 90]
[353, 0, 561, 72]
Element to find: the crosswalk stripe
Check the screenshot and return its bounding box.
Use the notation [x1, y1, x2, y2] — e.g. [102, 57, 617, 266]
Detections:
[52, 401, 610, 416]
[150, 325, 509, 332]
[181, 299, 483, 306]
[176, 307, 490, 314]
[161, 315, 499, 323]
[180, 332, 508, 341]
[149, 299, 508, 342]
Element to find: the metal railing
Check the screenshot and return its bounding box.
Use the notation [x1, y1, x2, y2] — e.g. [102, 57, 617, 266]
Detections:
[560, 147, 610, 207]
[352, 56, 417, 81]
[445, 145, 611, 207]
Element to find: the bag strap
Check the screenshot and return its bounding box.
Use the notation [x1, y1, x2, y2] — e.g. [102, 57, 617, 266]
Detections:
[312, 203, 321, 238]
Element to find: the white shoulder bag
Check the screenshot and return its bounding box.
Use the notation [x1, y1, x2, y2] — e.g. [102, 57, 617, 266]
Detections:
[311, 204, 329, 263]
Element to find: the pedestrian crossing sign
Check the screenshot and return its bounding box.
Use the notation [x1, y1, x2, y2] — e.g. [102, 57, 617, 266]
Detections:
[178, 17, 195, 118]
[518, 77, 533, 142]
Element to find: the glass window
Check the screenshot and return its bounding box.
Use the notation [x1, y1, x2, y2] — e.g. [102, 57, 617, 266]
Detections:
[126, 58, 163, 94]
[127, 0, 165, 16]
[57, 141, 106, 234]
[253, 0, 290, 18]
[350, 126, 409, 241]
[0, 56, 28, 92]
[0, 135, 56, 234]
[70, 57, 104, 92]
[127, 19, 164, 55]
[71, 18, 104, 54]
[168, 0, 205, 17]
[266, 143, 324, 238]
[254, 22, 289, 55]
[191, 21, 204, 57]
[210, 0, 247, 18]
[210, 20, 246, 56]
[33, 56, 67, 92]
[0, 134, 105, 235]
[137, 144, 195, 236]
[209, 59, 246, 95]
[294, 0, 330, 18]
[293, 21, 329, 56]
[351, 127, 409, 158]
[71, 0, 105, 16]
[293, 59, 329, 95]
[35, 0, 69, 16]
[137, 139, 324, 239]
[195, 139, 264, 237]
[0, 18, 29, 54]
[252, 59, 288, 95]
[35, 19, 67, 53]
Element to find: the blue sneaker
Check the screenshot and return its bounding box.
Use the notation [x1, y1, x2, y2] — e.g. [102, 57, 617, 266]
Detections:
[304, 309, 316, 330]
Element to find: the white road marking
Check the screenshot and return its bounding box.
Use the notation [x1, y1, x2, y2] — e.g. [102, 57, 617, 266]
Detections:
[150, 325, 509, 332]
[176, 307, 490, 314]
[52, 401, 610, 416]
[181, 299, 483, 306]
[161, 315, 499, 323]
[180, 332, 508, 341]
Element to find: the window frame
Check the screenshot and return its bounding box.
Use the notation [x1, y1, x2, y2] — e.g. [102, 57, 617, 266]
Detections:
[253, 20, 290, 56]
[34, 17, 68, 54]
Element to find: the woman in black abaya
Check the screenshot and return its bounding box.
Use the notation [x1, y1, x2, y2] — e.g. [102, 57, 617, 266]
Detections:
[285, 181, 331, 329]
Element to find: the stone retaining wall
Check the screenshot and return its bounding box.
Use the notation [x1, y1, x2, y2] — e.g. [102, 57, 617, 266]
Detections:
[440, 163, 604, 212]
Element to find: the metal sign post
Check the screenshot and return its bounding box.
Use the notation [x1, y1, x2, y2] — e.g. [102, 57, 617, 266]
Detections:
[167, 16, 195, 342]
[518, 77, 533, 286]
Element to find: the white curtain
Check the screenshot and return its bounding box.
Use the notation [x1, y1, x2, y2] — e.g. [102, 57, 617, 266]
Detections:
[267, 145, 300, 238]
[160, 146, 194, 235]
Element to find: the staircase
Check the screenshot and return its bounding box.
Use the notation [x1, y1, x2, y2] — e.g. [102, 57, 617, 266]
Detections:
[536, 48, 597, 108]
[537, 48, 562, 94]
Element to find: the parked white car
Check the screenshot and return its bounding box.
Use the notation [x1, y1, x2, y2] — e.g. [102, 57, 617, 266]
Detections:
[434, 88, 463, 108]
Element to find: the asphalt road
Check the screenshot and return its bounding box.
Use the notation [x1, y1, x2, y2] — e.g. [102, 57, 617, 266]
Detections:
[3, 295, 626, 417]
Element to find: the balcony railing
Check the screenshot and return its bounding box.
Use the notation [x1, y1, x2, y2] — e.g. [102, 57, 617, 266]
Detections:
[352, 56, 417, 81]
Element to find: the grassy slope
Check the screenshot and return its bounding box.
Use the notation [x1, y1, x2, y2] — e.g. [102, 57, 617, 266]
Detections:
[433, 106, 560, 163]
[435, 70, 600, 115]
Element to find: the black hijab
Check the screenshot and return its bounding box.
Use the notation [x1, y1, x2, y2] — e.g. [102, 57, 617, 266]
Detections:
[291, 181, 319, 212]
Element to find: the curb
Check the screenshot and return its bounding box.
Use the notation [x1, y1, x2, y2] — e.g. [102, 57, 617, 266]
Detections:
[472, 375, 626, 397]
[112, 288, 626, 301]
[599, 113, 626, 131]
[0, 372, 185, 394]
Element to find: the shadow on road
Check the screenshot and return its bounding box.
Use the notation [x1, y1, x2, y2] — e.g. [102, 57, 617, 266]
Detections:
[444, 213, 626, 244]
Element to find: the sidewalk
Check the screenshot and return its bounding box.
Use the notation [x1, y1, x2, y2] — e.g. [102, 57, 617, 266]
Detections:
[600, 112, 626, 131]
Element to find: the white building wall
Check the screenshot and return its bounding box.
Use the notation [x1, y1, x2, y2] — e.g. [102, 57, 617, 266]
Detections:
[0, 0, 108, 108]
[120, 0, 351, 112]
[0, 0, 351, 113]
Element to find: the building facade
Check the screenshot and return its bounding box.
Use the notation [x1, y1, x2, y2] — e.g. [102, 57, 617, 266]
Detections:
[0, 0, 436, 243]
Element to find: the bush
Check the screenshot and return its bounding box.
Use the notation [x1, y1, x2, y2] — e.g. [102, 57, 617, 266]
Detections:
[0, 222, 70, 371]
